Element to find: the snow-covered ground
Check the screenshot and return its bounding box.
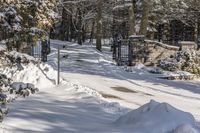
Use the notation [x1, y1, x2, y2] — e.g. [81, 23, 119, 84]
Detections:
[49, 40, 200, 119]
[0, 40, 200, 132]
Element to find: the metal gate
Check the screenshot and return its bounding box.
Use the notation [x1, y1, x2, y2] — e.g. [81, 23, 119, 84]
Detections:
[112, 35, 145, 66]
[31, 40, 50, 62]
[113, 39, 133, 66]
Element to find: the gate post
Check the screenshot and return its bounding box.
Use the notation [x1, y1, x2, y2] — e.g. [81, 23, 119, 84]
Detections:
[117, 40, 122, 66]
[128, 40, 133, 66]
[113, 39, 117, 60]
[41, 40, 48, 62]
[31, 43, 34, 56]
[47, 38, 51, 54]
[129, 35, 145, 65]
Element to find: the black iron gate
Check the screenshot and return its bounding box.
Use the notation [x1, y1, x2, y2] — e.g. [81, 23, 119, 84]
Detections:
[113, 35, 145, 66]
[117, 40, 133, 66]
[31, 39, 50, 62]
[113, 39, 133, 66]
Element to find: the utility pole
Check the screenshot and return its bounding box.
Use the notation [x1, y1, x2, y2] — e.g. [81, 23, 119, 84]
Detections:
[57, 45, 60, 85]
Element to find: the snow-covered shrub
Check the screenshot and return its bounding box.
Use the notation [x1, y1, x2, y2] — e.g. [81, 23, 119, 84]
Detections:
[158, 50, 200, 75]
[0, 49, 39, 70]
[6, 51, 38, 64]
[0, 73, 38, 122]
[10, 82, 39, 97]
[0, 74, 11, 87]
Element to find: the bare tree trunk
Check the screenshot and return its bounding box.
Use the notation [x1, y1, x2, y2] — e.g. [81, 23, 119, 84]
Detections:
[193, 0, 199, 44]
[194, 19, 199, 42]
[90, 20, 95, 43]
[77, 8, 83, 45]
[69, 15, 74, 42]
[60, 8, 68, 40]
[139, 0, 152, 36]
[128, 4, 136, 36]
[96, 0, 103, 51]
[82, 25, 86, 43]
[66, 15, 70, 41]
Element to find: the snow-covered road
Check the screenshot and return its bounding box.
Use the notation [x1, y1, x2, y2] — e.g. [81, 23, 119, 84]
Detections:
[1, 40, 200, 132]
[48, 40, 200, 121]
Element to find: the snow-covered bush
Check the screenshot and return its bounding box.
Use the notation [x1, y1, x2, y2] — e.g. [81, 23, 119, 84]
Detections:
[10, 82, 39, 97]
[0, 49, 39, 71]
[0, 73, 38, 122]
[6, 51, 38, 64]
[158, 50, 200, 75]
[0, 74, 11, 87]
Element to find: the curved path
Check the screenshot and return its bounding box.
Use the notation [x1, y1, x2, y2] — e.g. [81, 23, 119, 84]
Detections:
[2, 40, 200, 133]
[48, 40, 200, 121]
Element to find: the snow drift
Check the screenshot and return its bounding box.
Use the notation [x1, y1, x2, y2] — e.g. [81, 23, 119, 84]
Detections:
[115, 100, 198, 133]
[1, 63, 58, 89]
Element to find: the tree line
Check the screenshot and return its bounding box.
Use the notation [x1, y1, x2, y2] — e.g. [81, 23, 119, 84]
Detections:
[0, 0, 58, 51]
[1, 0, 200, 52]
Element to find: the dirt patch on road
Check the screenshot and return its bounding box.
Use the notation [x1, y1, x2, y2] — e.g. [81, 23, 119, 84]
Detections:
[111, 86, 137, 93]
[111, 86, 153, 96]
[76, 59, 84, 62]
[144, 93, 153, 96]
[100, 93, 122, 99]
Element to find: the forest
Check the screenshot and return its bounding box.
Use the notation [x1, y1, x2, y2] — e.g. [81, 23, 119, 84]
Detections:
[1, 0, 200, 51]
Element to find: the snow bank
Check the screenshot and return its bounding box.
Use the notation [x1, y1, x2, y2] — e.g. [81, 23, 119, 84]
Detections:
[0, 50, 62, 89]
[121, 64, 146, 73]
[1, 63, 59, 89]
[64, 82, 103, 98]
[162, 71, 195, 77]
[115, 100, 198, 133]
[100, 102, 129, 116]
[61, 81, 130, 116]
[134, 63, 145, 69]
